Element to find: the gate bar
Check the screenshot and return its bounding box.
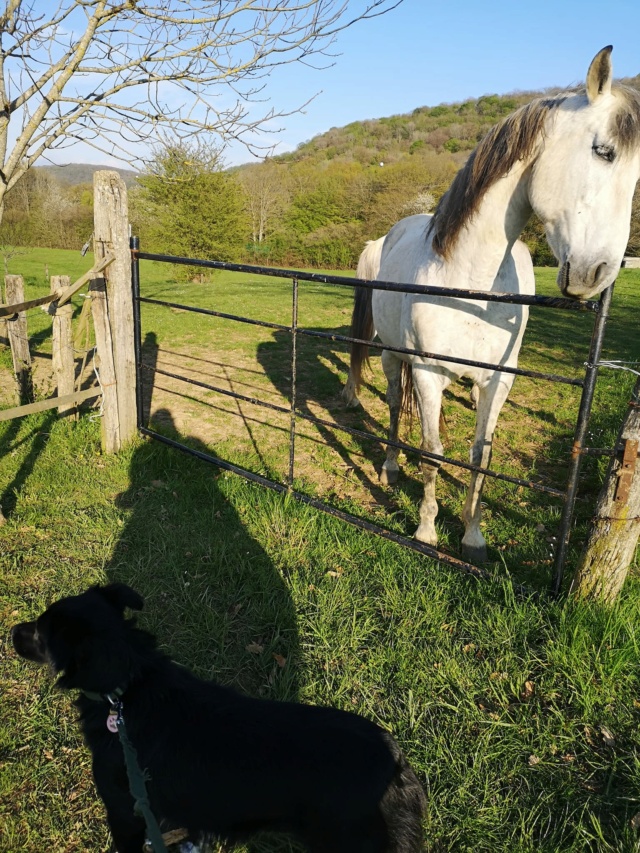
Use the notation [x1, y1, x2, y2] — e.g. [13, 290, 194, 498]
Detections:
[133, 250, 599, 312]
[139, 425, 494, 583]
[131, 237, 145, 431]
[144, 362, 565, 497]
[138, 295, 583, 388]
[289, 278, 299, 486]
[551, 285, 613, 595]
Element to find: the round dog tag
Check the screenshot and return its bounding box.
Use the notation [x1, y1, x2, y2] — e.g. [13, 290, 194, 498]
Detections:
[106, 710, 118, 733]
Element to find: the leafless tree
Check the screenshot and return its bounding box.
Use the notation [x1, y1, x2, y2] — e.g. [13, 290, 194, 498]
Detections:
[239, 160, 289, 245]
[0, 0, 402, 220]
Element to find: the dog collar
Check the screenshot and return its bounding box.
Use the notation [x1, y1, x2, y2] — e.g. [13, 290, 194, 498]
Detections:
[79, 685, 125, 703]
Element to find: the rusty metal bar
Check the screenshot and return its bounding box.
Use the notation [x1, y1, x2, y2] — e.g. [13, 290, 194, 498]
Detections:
[138, 296, 583, 388]
[143, 362, 565, 497]
[289, 277, 299, 487]
[139, 425, 493, 582]
[551, 285, 614, 595]
[133, 250, 599, 312]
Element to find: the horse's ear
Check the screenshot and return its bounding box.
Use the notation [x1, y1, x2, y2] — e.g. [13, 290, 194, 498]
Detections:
[586, 46, 613, 102]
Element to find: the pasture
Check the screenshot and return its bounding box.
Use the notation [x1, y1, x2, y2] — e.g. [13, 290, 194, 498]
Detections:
[0, 248, 639, 852]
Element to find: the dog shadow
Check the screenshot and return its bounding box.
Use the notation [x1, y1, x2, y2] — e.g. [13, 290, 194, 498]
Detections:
[105, 408, 303, 852]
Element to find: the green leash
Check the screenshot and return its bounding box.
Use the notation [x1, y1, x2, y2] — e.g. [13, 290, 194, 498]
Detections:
[107, 694, 169, 853]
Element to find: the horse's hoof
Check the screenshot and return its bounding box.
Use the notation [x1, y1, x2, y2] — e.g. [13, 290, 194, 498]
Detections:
[462, 543, 488, 564]
[379, 467, 398, 485]
[414, 526, 438, 547]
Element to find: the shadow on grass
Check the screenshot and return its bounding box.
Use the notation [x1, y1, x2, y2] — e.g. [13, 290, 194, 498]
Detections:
[257, 327, 393, 504]
[103, 406, 302, 851]
[0, 411, 56, 519]
[104, 407, 300, 705]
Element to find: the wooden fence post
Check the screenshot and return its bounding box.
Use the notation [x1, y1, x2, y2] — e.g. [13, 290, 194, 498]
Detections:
[89, 277, 120, 453]
[50, 275, 76, 418]
[5, 274, 33, 404]
[0, 284, 8, 347]
[93, 171, 136, 450]
[572, 376, 640, 602]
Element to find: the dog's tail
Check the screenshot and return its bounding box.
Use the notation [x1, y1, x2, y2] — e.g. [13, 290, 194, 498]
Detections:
[380, 734, 427, 852]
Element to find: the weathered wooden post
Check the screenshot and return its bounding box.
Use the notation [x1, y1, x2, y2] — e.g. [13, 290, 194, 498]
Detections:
[50, 275, 76, 418]
[5, 274, 33, 404]
[571, 376, 640, 602]
[89, 276, 120, 453]
[92, 171, 136, 451]
[0, 285, 8, 346]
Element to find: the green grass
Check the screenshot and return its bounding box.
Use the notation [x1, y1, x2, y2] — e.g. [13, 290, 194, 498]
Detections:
[0, 249, 639, 852]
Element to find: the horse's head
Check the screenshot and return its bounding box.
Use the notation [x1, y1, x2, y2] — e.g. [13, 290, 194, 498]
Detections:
[529, 46, 640, 300]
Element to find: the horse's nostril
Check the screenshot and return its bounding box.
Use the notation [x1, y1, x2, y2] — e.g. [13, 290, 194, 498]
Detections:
[593, 261, 608, 286]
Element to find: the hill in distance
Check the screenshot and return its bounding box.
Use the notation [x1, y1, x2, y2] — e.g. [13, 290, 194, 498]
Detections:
[260, 74, 640, 170]
[37, 163, 139, 187]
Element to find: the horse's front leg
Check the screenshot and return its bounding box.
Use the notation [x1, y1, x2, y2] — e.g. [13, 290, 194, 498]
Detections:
[411, 367, 445, 546]
[461, 374, 514, 562]
[380, 350, 403, 485]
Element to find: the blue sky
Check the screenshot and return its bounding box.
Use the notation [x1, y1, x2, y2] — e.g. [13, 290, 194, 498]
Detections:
[221, 0, 640, 166]
[49, 0, 640, 169]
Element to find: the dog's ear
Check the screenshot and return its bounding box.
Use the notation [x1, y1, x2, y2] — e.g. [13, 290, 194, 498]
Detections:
[95, 583, 144, 614]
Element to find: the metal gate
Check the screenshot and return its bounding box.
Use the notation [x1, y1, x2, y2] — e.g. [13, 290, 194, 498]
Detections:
[130, 238, 613, 595]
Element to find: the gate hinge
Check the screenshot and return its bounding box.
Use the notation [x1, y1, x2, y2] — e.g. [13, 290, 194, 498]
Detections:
[614, 438, 638, 506]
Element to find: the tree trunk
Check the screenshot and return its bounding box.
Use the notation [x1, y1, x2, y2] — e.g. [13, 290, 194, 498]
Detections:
[571, 376, 640, 602]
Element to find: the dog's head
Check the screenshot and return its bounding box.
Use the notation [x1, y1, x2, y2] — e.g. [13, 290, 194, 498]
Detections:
[11, 584, 145, 695]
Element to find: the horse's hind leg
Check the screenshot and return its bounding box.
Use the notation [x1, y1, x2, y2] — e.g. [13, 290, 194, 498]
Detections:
[380, 350, 402, 485]
[461, 374, 514, 562]
[411, 366, 445, 546]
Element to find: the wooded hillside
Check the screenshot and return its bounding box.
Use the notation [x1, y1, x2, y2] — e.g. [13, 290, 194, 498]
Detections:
[3, 79, 640, 269]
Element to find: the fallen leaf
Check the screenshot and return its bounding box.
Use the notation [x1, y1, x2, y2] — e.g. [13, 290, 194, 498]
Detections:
[600, 726, 615, 747]
[151, 479, 166, 489]
[631, 812, 640, 830]
[246, 642, 264, 655]
[273, 653, 287, 668]
[521, 680, 535, 701]
[528, 754, 541, 766]
[463, 643, 476, 654]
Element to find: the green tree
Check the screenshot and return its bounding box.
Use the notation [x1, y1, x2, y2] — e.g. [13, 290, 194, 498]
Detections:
[133, 141, 249, 276]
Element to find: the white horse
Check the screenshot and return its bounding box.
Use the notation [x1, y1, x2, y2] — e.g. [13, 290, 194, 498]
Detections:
[345, 46, 640, 562]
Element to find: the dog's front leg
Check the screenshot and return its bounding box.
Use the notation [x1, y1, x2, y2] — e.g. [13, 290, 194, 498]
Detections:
[106, 813, 147, 853]
[92, 758, 147, 853]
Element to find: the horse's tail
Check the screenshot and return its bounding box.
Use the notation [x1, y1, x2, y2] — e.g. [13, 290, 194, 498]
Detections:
[343, 284, 374, 406]
[400, 361, 414, 424]
[344, 238, 386, 407]
[399, 361, 446, 437]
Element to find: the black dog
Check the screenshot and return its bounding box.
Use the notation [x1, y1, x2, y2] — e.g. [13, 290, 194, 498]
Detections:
[11, 584, 426, 853]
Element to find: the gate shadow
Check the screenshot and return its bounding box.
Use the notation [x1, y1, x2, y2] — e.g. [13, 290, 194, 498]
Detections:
[256, 327, 471, 541]
[257, 327, 398, 506]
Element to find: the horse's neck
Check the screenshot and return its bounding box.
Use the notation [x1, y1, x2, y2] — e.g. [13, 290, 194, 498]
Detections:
[442, 162, 532, 291]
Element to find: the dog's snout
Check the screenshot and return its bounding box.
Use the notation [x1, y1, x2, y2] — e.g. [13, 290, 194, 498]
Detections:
[11, 620, 46, 663]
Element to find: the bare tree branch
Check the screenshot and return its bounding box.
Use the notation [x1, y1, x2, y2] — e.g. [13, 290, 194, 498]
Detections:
[0, 0, 403, 216]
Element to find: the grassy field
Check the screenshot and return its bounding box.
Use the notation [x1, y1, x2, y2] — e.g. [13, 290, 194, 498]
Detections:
[0, 248, 639, 852]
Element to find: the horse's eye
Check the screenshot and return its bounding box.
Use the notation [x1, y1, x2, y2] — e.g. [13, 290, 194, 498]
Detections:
[593, 143, 615, 162]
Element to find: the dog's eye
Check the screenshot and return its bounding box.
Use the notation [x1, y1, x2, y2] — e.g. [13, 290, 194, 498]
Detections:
[593, 143, 615, 162]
